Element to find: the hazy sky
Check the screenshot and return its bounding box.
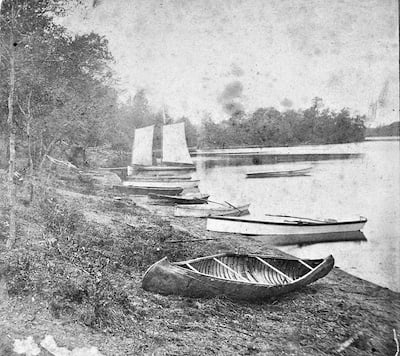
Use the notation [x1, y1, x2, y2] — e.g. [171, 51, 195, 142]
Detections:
[61, 0, 399, 126]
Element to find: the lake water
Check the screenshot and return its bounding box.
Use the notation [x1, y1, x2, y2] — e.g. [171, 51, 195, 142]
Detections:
[194, 139, 400, 292]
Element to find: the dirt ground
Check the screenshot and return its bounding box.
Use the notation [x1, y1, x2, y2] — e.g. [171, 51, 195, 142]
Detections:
[0, 179, 399, 356]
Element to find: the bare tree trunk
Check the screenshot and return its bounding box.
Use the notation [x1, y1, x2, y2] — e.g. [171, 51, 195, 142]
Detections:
[6, 3, 16, 249]
[26, 92, 33, 175]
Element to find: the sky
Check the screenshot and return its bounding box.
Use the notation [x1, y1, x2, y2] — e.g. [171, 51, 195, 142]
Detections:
[60, 0, 399, 126]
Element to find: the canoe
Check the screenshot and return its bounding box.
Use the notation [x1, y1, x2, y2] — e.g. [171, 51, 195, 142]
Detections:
[122, 179, 199, 189]
[206, 215, 367, 238]
[112, 185, 183, 196]
[148, 193, 209, 205]
[174, 203, 250, 218]
[246, 167, 312, 178]
[142, 253, 335, 300]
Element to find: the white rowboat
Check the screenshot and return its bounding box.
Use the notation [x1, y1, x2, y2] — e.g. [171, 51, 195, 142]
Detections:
[206, 215, 367, 237]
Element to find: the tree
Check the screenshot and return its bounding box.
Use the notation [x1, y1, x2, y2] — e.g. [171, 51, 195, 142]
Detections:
[0, 0, 118, 246]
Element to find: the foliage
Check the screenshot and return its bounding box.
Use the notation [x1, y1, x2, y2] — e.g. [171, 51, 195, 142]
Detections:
[199, 98, 366, 148]
[0, 0, 119, 170]
[366, 121, 399, 137]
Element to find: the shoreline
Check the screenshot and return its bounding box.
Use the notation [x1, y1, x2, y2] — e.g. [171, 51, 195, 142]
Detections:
[136, 196, 398, 293]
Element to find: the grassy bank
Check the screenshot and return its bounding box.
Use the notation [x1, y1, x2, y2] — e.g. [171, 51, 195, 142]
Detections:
[0, 173, 399, 355]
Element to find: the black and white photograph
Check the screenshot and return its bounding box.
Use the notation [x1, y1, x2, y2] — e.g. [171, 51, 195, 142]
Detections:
[0, 0, 399, 355]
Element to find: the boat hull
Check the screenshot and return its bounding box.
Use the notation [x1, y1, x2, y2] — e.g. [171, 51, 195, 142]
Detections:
[113, 185, 183, 196]
[248, 230, 367, 245]
[174, 204, 250, 217]
[149, 193, 209, 205]
[126, 175, 193, 182]
[122, 179, 199, 189]
[142, 253, 334, 300]
[134, 165, 196, 173]
[206, 216, 367, 236]
[246, 167, 312, 178]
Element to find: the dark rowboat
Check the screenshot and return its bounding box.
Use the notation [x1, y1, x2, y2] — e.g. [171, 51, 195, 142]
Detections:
[174, 203, 250, 218]
[142, 253, 334, 300]
[112, 185, 183, 196]
[148, 193, 209, 205]
[246, 167, 312, 178]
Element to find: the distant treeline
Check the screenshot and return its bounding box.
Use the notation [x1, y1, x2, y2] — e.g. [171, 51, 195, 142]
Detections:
[366, 122, 400, 137]
[198, 98, 366, 148]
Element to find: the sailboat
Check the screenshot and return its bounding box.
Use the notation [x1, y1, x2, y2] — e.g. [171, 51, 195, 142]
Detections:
[129, 122, 196, 174]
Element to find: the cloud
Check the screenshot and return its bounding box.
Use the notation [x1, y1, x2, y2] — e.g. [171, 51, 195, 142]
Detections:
[230, 63, 245, 77]
[218, 81, 245, 115]
[281, 98, 293, 108]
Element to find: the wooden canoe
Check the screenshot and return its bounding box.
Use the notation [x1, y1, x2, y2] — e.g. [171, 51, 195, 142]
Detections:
[206, 215, 367, 236]
[174, 203, 250, 218]
[142, 253, 334, 300]
[112, 185, 183, 196]
[148, 193, 209, 205]
[246, 167, 312, 178]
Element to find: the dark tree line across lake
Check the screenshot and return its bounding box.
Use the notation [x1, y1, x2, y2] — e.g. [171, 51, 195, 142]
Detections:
[197, 98, 366, 148]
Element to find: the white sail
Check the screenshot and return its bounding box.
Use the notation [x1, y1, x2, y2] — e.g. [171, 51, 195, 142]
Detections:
[131, 125, 154, 166]
[162, 123, 193, 165]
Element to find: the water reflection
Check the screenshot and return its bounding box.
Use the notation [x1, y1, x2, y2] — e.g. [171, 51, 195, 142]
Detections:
[195, 153, 363, 169]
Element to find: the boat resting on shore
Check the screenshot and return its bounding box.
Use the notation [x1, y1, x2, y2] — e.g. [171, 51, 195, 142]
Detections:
[125, 175, 193, 182]
[149, 193, 209, 205]
[113, 185, 183, 196]
[122, 179, 199, 189]
[142, 253, 334, 300]
[174, 203, 250, 218]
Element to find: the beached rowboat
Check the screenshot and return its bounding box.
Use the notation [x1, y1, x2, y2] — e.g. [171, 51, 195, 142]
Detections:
[174, 203, 250, 218]
[206, 215, 367, 236]
[246, 167, 312, 178]
[126, 175, 193, 182]
[142, 253, 334, 300]
[113, 185, 183, 196]
[148, 193, 209, 205]
[122, 179, 199, 189]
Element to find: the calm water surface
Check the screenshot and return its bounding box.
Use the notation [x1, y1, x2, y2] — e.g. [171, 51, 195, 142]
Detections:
[194, 140, 400, 292]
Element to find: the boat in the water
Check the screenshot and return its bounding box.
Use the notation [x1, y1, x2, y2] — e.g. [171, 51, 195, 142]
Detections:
[142, 253, 335, 300]
[149, 193, 209, 205]
[246, 167, 312, 178]
[206, 214, 367, 244]
[174, 203, 250, 218]
[113, 185, 183, 196]
[129, 122, 195, 174]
